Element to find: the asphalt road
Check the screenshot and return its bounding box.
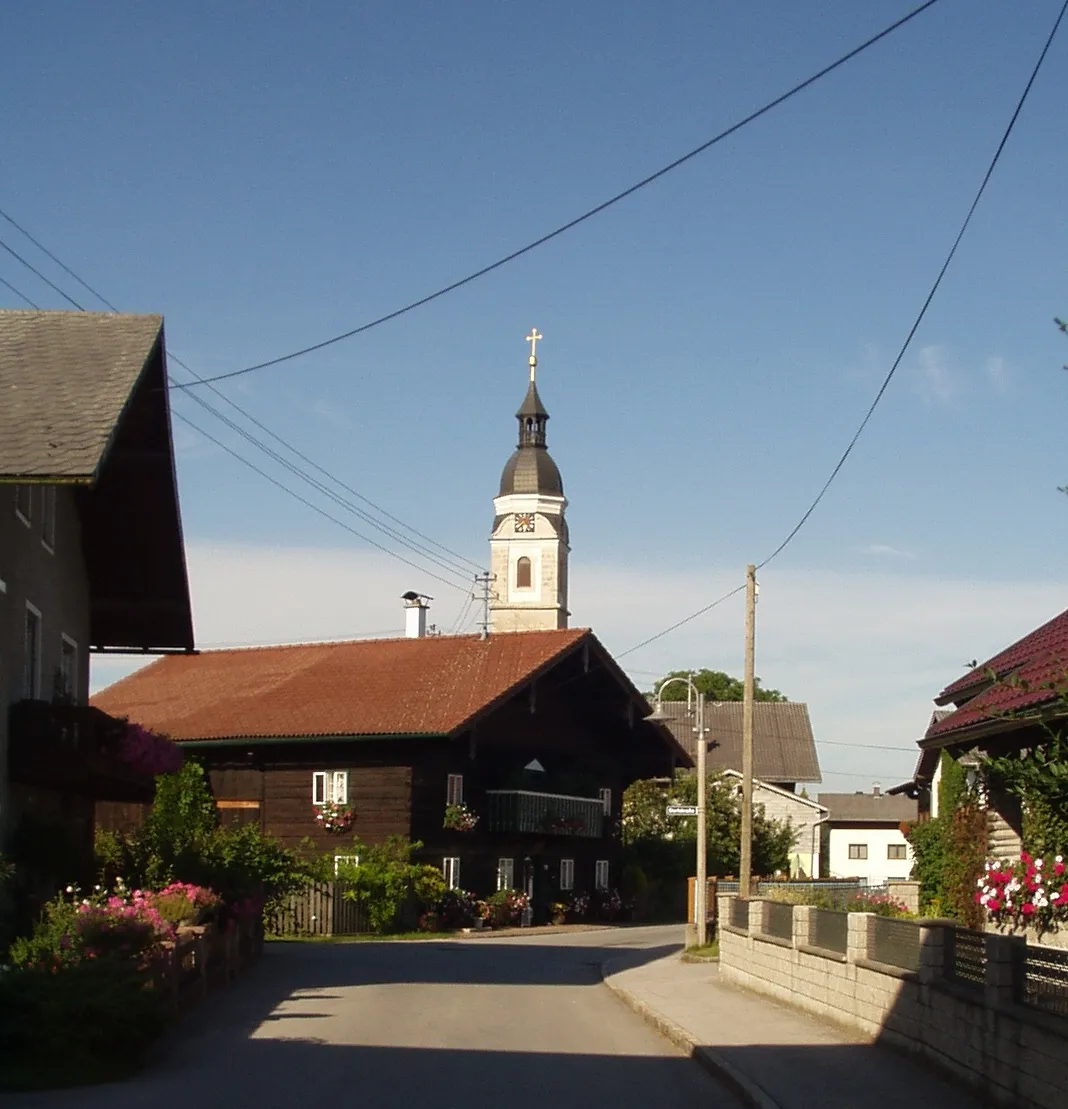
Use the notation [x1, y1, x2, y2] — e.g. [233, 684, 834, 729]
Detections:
[12, 925, 741, 1109]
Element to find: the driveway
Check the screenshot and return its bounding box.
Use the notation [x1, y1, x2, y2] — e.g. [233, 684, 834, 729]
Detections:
[11, 925, 742, 1109]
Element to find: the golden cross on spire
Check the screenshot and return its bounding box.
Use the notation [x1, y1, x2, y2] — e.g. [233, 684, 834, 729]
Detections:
[525, 328, 543, 382]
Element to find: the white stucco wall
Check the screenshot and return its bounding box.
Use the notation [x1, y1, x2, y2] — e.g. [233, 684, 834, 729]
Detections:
[489, 492, 569, 632]
[826, 825, 913, 885]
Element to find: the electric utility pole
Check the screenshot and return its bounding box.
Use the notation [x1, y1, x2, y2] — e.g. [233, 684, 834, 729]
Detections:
[740, 563, 757, 899]
[475, 571, 494, 639]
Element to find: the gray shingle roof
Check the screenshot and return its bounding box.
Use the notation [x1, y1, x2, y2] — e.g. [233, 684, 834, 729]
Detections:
[651, 700, 822, 783]
[819, 792, 917, 823]
[0, 310, 163, 479]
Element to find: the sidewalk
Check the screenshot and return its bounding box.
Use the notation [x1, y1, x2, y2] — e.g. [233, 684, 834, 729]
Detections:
[603, 952, 983, 1109]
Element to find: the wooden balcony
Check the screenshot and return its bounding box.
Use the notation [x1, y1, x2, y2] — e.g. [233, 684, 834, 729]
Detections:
[7, 700, 154, 802]
[484, 790, 605, 838]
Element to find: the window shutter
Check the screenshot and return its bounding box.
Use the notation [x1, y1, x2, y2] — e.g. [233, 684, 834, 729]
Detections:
[312, 772, 327, 805]
[446, 774, 464, 805]
[332, 771, 349, 803]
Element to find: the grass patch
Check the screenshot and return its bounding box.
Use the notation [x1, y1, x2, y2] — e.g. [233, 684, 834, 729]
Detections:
[684, 939, 719, 958]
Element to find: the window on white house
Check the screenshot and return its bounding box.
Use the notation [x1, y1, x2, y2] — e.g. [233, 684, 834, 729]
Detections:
[560, 858, 575, 891]
[24, 604, 41, 698]
[887, 844, 907, 860]
[443, 857, 461, 890]
[41, 486, 56, 551]
[598, 788, 612, 816]
[15, 485, 32, 525]
[334, 855, 359, 876]
[595, 859, 609, 891]
[60, 635, 77, 702]
[446, 773, 464, 805]
[848, 844, 868, 860]
[497, 857, 514, 891]
[312, 771, 349, 805]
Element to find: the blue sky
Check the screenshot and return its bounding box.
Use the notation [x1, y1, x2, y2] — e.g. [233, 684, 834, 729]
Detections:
[3, 1, 1067, 792]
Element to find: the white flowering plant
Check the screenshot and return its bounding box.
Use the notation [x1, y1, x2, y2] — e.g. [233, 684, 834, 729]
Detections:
[976, 851, 1068, 934]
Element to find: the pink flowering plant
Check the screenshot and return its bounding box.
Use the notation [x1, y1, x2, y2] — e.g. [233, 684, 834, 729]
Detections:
[9, 884, 175, 970]
[315, 800, 355, 834]
[118, 723, 184, 777]
[976, 851, 1068, 934]
[147, 881, 222, 926]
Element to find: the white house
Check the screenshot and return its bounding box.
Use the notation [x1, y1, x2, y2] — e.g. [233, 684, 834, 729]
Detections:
[819, 788, 917, 886]
[720, 769, 828, 878]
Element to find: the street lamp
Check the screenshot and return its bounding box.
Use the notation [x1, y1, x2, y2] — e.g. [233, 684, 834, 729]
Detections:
[648, 675, 708, 946]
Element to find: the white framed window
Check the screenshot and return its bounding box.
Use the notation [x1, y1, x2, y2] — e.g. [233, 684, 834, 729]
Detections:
[560, 858, 575, 891]
[887, 844, 907, 860]
[446, 773, 464, 805]
[497, 857, 514, 891]
[598, 787, 612, 816]
[60, 634, 78, 702]
[334, 855, 359, 876]
[41, 486, 56, 552]
[312, 770, 349, 805]
[15, 484, 32, 526]
[848, 844, 868, 860]
[24, 602, 41, 698]
[595, 859, 609, 891]
[443, 856, 461, 890]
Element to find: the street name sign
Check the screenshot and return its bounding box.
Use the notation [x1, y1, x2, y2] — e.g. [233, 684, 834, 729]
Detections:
[666, 804, 698, 816]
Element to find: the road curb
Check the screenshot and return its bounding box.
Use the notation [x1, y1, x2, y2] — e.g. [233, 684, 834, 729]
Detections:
[600, 959, 781, 1109]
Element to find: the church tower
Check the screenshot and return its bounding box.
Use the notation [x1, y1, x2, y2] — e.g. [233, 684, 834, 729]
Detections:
[489, 329, 570, 633]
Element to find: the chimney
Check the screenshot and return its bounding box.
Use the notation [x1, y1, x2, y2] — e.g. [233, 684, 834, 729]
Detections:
[873, 784, 881, 797]
[402, 591, 431, 638]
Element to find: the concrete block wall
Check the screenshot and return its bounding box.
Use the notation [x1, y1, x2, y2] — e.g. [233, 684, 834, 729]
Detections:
[717, 894, 1068, 1109]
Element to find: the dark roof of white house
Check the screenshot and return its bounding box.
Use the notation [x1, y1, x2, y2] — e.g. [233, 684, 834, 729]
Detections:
[650, 700, 821, 783]
[819, 792, 917, 823]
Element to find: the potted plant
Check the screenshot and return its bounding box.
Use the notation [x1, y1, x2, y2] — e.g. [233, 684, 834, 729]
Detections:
[550, 901, 569, 925]
[443, 802, 479, 832]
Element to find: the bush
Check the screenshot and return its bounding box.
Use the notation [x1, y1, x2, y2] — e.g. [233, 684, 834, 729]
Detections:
[93, 762, 321, 927]
[8, 888, 174, 970]
[338, 836, 428, 933]
[485, 888, 529, 927]
[438, 889, 480, 929]
[0, 959, 165, 1090]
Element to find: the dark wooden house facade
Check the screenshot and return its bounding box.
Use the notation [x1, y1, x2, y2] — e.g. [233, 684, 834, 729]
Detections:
[94, 628, 689, 920]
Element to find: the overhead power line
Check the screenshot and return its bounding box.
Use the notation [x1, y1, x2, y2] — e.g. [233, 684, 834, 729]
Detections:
[174, 0, 942, 390]
[171, 409, 469, 593]
[0, 208, 120, 311]
[0, 211, 484, 588]
[0, 235, 84, 309]
[170, 369, 476, 582]
[617, 0, 1067, 661]
[168, 353, 483, 574]
[0, 275, 38, 308]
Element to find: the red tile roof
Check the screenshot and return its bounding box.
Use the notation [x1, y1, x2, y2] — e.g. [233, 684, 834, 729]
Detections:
[926, 607, 1068, 740]
[93, 628, 591, 742]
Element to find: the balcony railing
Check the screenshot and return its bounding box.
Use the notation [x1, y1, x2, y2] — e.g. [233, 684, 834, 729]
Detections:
[484, 790, 605, 838]
[7, 700, 154, 802]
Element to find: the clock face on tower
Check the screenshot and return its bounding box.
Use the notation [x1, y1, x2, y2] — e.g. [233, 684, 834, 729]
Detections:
[514, 513, 535, 533]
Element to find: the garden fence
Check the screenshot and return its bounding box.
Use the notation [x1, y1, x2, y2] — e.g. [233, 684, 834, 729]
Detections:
[1023, 943, 1068, 1018]
[266, 881, 370, 937]
[812, 908, 848, 955]
[946, 927, 987, 991]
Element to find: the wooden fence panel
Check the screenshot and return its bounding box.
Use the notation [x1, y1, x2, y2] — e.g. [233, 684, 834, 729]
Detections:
[266, 882, 371, 937]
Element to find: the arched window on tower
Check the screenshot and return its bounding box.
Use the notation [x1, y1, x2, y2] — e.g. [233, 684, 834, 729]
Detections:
[516, 557, 532, 589]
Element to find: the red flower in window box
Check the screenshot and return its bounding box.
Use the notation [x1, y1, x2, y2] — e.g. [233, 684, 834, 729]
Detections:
[315, 800, 355, 834]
